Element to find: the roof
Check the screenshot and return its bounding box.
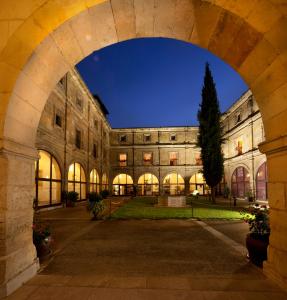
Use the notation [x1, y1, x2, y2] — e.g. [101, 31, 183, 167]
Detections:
[93, 94, 109, 116]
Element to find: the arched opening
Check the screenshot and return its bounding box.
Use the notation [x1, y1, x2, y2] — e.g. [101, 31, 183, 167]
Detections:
[256, 162, 268, 201]
[138, 173, 159, 196]
[163, 173, 184, 195]
[102, 173, 109, 191]
[90, 169, 100, 193]
[0, 0, 287, 294]
[231, 167, 250, 198]
[112, 174, 133, 196]
[35, 150, 61, 207]
[68, 162, 86, 201]
[189, 172, 210, 195]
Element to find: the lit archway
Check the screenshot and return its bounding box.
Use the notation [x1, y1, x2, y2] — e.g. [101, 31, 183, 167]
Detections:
[231, 166, 250, 198]
[112, 174, 133, 196]
[189, 172, 209, 195]
[68, 162, 87, 200]
[35, 150, 61, 207]
[102, 173, 109, 191]
[0, 0, 287, 294]
[256, 162, 268, 200]
[138, 173, 159, 196]
[90, 169, 100, 193]
[163, 173, 184, 195]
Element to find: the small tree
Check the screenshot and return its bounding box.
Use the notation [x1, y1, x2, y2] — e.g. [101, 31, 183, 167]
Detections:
[197, 63, 224, 203]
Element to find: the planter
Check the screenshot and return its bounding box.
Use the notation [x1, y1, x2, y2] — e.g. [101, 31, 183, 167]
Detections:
[246, 233, 269, 267]
[35, 236, 53, 259]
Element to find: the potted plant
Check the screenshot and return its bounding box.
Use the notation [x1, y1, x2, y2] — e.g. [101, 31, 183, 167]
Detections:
[32, 222, 52, 259]
[245, 190, 254, 202]
[241, 204, 270, 267]
[66, 191, 79, 207]
[100, 189, 109, 199]
[87, 192, 105, 220]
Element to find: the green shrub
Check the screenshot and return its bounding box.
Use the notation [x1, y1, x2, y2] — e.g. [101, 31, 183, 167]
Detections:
[87, 192, 105, 220]
[100, 189, 109, 199]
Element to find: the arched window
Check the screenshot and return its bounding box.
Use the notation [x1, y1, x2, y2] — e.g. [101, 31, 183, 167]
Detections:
[35, 150, 61, 207]
[163, 173, 185, 195]
[189, 172, 210, 195]
[256, 162, 268, 200]
[90, 169, 100, 193]
[112, 174, 133, 196]
[68, 162, 86, 200]
[231, 167, 250, 198]
[102, 173, 109, 191]
[138, 173, 159, 196]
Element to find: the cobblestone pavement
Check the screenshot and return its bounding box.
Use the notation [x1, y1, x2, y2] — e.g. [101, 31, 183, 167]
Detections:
[7, 205, 287, 300]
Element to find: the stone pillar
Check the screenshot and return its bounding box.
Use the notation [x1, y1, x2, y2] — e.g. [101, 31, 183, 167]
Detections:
[0, 140, 39, 297]
[259, 137, 287, 290]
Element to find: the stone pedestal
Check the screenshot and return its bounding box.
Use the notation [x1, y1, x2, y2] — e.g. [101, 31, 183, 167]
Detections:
[0, 141, 39, 297]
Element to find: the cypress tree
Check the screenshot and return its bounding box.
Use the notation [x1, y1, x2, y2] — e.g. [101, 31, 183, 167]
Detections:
[197, 63, 224, 203]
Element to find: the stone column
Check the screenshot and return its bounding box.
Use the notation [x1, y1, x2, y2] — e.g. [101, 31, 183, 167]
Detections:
[0, 139, 39, 297]
[259, 136, 287, 290]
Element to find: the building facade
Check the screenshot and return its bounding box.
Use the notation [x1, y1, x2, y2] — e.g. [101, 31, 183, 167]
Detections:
[35, 69, 267, 208]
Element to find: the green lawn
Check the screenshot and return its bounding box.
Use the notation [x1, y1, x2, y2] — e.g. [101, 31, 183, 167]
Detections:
[111, 196, 243, 220]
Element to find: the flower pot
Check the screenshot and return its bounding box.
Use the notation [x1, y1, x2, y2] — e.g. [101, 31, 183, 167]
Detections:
[246, 233, 269, 267]
[35, 236, 52, 259]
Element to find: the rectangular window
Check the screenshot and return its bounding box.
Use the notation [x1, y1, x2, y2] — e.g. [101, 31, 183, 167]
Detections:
[169, 152, 178, 166]
[75, 129, 81, 149]
[94, 119, 98, 129]
[237, 140, 243, 155]
[119, 135, 127, 143]
[236, 113, 241, 123]
[170, 134, 176, 141]
[55, 114, 62, 127]
[144, 134, 151, 142]
[93, 143, 97, 158]
[76, 97, 83, 110]
[143, 152, 153, 165]
[119, 153, 127, 167]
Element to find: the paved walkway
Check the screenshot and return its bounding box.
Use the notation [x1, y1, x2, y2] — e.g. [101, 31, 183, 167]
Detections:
[7, 205, 287, 299]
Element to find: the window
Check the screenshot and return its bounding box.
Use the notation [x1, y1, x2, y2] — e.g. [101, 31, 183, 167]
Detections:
[35, 150, 61, 207]
[236, 113, 241, 123]
[75, 129, 81, 149]
[256, 162, 268, 200]
[189, 173, 210, 195]
[170, 134, 176, 141]
[55, 114, 62, 127]
[119, 135, 127, 143]
[94, 119, 98, 129]
[231, 167, 250, 198]
[144, 134, 151, 142]
[90, 169, 100, 193]
[138, 173, 159, 196]
[93, 143, 97, 159]
[68, 162, 86, 200]
[119, 153, 127, 167]
[59, 77, 65, 86]
[169, 152, 178, 166]
[112, 174, 133, 196]
[143, 152, 153, 165]
[195, 154, 202, 165]
[102, 173, 109, 191]
[76, 97, 83, 110]
[163, 173, 185, 195]
[237, 140, 243, 155]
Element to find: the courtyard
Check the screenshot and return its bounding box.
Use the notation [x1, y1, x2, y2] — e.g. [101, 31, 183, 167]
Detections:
[7, 202, 287, 299]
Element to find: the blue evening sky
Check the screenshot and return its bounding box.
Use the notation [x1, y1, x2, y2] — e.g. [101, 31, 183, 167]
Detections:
[77, 38, 248, 128]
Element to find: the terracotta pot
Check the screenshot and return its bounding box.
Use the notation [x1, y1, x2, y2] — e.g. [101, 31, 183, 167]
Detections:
[246, 233, 269, 267]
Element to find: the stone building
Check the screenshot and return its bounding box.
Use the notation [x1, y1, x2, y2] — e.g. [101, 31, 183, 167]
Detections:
[35, 69, 267, 208]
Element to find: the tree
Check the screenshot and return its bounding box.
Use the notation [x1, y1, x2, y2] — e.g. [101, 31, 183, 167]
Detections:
[197, 63, 224, 203]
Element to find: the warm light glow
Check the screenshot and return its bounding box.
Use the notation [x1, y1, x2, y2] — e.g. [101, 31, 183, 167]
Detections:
[113, 174, 133, 185]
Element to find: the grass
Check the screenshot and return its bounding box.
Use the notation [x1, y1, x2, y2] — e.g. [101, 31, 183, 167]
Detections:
[111, 196, 244, 220]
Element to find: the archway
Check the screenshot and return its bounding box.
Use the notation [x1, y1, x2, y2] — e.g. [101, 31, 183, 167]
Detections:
[138, 173, 159, 196]
[163, 173, 185, 195]
[189, 172, 209, 195]
[67, 162, 87, 201]
[90, 169, 100, 193]
[112, 174, 133, 196]
[0, 0, 287, 294]
[231, 166, 251, 198]
[256, 162, 268, 200]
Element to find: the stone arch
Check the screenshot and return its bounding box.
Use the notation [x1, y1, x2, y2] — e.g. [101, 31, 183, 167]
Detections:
[0, 0, 287, 295]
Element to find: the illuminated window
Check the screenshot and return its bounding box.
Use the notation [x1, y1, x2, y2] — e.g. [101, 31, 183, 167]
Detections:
[163, 173, 184, 195]
[195, 154, 202, 165]
[119, 135, 127, 143]
[256, 162, 268, 200]
[75, 129, 81, 149]
[90, 169, 100, 193]
[119, 153, 127, 167]
[138, 173, 159, 196]
[169, 152, 178, 166]
[237, 140, 243, 155]
[112, 174, 133, 196]
[189, 173, 210, 195]
[143, 152, 153, 165]
[144, 134, 151, 142]
[35, 150, 61, 207]
[170, 134, 176, 141]
[68, 162, 86, 200]
[102, 173, 109, 191]
[231, 167, 250, 198]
